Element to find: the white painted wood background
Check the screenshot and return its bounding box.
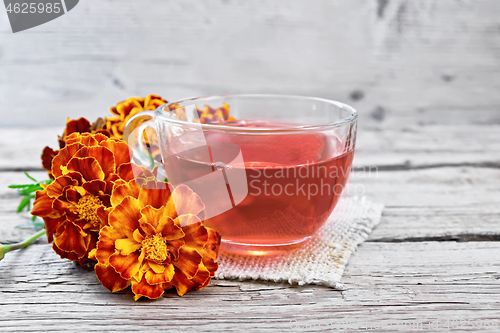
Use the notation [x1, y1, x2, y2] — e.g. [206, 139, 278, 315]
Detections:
[0, 0, 499, 128]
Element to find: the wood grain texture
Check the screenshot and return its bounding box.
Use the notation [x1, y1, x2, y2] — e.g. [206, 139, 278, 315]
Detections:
[0, 242, 499, 332]
[1, 124, 500, 170]
[0, 0, 499, 128]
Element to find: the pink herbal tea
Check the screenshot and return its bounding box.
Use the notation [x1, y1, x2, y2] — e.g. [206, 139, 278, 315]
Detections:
[163, 120, 354, 254]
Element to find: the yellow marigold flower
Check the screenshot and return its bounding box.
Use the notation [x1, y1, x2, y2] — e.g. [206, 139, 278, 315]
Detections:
[94, 180, 221, 300]
[195, 102, 235, 124]
[32, 132, 154, 265]
[106, 94, 168, 139]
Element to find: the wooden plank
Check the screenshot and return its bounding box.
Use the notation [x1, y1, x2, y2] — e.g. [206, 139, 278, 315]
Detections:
[1, 125, 500, 170]
[0, 242, 499, 332]
[0, 128, 60, 170]
[0, 1, 500, 128]
[368, 207, 500, 242]
[348, 167, 500, 208]
[353, 125, 500, 169]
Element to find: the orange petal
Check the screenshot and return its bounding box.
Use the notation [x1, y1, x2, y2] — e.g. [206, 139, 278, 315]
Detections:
[181, 221, 208, 249]
[116, 98, 143, 117]
[66, 156, 105, 182]
[64, 171, 84, 185]
[200, 228, 221, 272]
[45, 176, 78, 199]
[82, 179, 106, 196]
[139, 223, 156, 236]
[64, 118, 92, 136]
[64, 186, 83, 203]
[96, 206, 110, 227]
[122, 107, 144, 129]
[138, 206, 163, 231]
[117, 163, 148, 182]
[132, 228, 145, 243]
[95, 263, 130, 293]
[51, 142, 83, 178]
[42, 216, 66, 243]
[73, 146, 115, 178]
[172, 247, 202, 279]
[148, 261, 165, 274]
[158, 216, 185, 240]
[86, 231, 99, 260]
[115, 238, 141, 256]
[170, 269, 197, 296]
[138, 185, 173, 210]
[52, 242, 81, 262]
[190, 262, 211, 288]
[96, 225, 127, 265]
[52, 198, 73, 215]
[109, 252, 142, 280]
[54, 221, 89, 255]
[66, 132, 106, 146]
[99, 139, 132, 168]
[140, 260, 150, 274]
[32, 190, 61, 219]
[144, 95, 167, 110]
[41, 146, 57, 176]
[131, 274, 164, 301]
[108, 197, 142, 234]
[88, 248, 97, 261]
[110, 181, 140, 207]
[167, 238, 184, 261]
[202, 257, 219, 278]
[145, 263, 175, 285]
[110, 123, 122, 139]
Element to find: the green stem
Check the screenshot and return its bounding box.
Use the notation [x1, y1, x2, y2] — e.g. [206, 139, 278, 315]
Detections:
[0, 229, 46, 260]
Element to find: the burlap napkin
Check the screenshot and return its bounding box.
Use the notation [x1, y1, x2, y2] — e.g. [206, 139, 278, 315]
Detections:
[215, 196, 384, 289]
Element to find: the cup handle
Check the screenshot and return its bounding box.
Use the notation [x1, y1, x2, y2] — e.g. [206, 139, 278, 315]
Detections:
[123, 110, 162, 173]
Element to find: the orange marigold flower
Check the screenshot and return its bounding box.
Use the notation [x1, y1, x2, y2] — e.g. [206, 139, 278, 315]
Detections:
[42, 117, 113, 179]
[94, 179, 221, 300]
[106, 95, 168, 139]
[57, 117, 112, 148]
[32, 132, 152, 265]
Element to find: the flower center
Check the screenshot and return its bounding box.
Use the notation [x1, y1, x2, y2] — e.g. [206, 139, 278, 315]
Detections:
[141, 233, 169, 263]
[75, 194, 103, 227]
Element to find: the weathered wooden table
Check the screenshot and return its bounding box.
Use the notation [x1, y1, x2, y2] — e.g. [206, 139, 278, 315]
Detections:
[1, 121, 499, 332]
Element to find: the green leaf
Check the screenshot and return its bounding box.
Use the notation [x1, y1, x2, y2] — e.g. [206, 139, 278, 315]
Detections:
[16, 196, 31, 213]
[25, 172, 37, 182]
[9, 175, 53, 229]
[8, 184, 32, 189]
[18, 185, 43, 196]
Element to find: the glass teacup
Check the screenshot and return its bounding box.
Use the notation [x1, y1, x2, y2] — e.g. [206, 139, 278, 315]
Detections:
[124, 94, 357, 255]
